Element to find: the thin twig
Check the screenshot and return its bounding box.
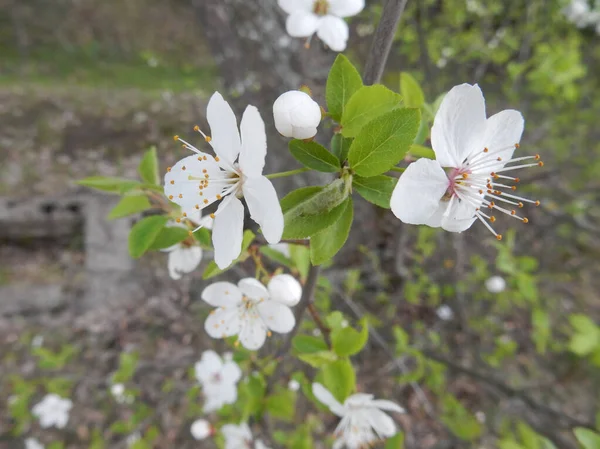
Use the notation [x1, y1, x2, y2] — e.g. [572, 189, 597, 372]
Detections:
[307, 302, 331, 347]
[363, 0, 409, 85]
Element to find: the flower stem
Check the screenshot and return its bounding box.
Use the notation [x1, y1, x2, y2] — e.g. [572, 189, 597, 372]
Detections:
[389, 166, 406, 173]
[265, 167, 311, 179]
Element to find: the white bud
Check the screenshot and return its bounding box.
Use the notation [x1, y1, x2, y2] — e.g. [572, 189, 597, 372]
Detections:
[288, 379, 300, 391]
[191, 419, 212, 440]
[273, 91, 321, 139]
[436, 305, 454, 321]
[485, 275, 506, 293]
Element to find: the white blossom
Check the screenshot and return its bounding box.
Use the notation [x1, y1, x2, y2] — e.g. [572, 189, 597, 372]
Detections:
[191, 419, 213, 440]
[278, 0, 365, 52]
[31, 394, 72, 429]
[563, 0, 600, 28]
[436, 305, 454, 321]
[221, 423, 271, 449]
[165, 92, 284, 269]
[126, 432, 141, 447]
[201, 275, 302, 350]
[31, 335, 44, 348]
[25, 438, 44, 449]
[110, 383, 133, 404]
[273, 90, 322, 139]
[288, 379, 301, 391]
[485, 275, 506, 293]
[391, 83, 542, 240]
[312, 383, 404, 449]
[195, 350, 242, 412]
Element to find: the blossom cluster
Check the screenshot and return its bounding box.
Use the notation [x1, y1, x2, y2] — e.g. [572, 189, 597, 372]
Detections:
[563, 0, 600, 33]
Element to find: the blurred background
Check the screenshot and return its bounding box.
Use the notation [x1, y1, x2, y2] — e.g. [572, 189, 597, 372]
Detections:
[1, 0, 599, 448]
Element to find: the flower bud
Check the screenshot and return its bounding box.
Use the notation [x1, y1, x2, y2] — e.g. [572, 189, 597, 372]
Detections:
[191, 419, 213, 440]
[273, 90, 321, 139]
[485, 275, 506, 293]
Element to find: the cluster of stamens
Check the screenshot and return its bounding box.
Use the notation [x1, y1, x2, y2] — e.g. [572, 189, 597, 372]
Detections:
[313, 0, 329, 15]
[448, 143, 543, 241]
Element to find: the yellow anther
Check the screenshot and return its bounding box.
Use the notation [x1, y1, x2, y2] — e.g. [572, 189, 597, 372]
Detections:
[497, 157, 502, 161]
[195, 204, 200, 209]
[496, 234, 503, 241]
[267, 331, 272, 337]
[170, 180, 174, 185]
[483, 147, 489, 153]
[511, 210, 516, 215]
[462, 173, 469, 179]
[523, 218, 529, 224]
[518, 202, 524, 208]
[173, 135, 179, 141]
[534, 154, 540, 160]
[182, 166, 186, 171]
[515, 143, 520, 148]
[205, 136, 212, 143]
[490, 216, 496, 223]
[203, 199, 209, 204]
[167, 167, 171, 172]
[216, 194, 222, 200]
[178, 194, 183, 199]
[210, 213, 215, 219]
[168, 195, 173, 200]
[188, 231, 193, 236]
[203, 156, 207, 160]
[535, 200, 541, 206]
[214, 156, 220, 162]
[176, 218, 181, 223]
[183, 212, 187, 217]
[538, 161, 544, 167]
[202, 169, 207, 173]
[194, 125, 200, 131]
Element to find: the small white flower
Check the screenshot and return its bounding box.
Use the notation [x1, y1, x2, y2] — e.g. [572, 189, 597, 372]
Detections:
[278, 0, 365, 51]
[165, 92, 284, 269]
[195, 350, 242, 412]
[391, 83, 542, 240]
[312, 383, 404, 449]
[436, 305, 454, 321]
[221, 423, 271, 449]
[563, 0, 597, 27]
[110, 383, 125, 402]
[288, 379, 301, 391]
[25, 438, 44, 449]
[126, 432, 141, 447]
[31, 335, 44, 348]
[191, 419, 213, 440]
[273, 90, 322, 139]
[201, 275, 302, 350]
[32, 394, 72, 429]
[485, 275, 506, 293]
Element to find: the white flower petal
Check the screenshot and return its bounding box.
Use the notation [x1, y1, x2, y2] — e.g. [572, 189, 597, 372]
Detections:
[255, 440, 272, 449]
[195, 350, 223, 383]
[191, 419, 212, 440]
[257, 301, 295, 333]
[369, 399, 405, 414]
[163, 154, 223, 214]
[278, 0, 314, 14]
[390, 158, 449, 225]
[239, 320, 268, 350]
[328, 0, 365, 17]
[471, 109, 524, 173]
[212, 196, 245, 269]
[317, 16, 349, 52]
[312, 383, 346, 416]
[431, 83, 486, 168]
[25, 438, 45, 449]
[201, 282, 242, 307]
[268, 274, 302, 306]
[239, 105, 267, 178]
[243, 176, 284, 244]
[273, 91, 321, 139]
[205, 307, 242, 339]
[441, 199, 478, 233]
[168, 246, 202, 280]
[222, 361, 242, 385]
[366, 408, 397, 438]
[286, 11, 321, 37]
[238, 278, 270, 300]
[207, 92, 241, 167]
[215, 382, 238, 406]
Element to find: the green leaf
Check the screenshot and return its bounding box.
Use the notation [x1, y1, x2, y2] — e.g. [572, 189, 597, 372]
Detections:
[108, 195, 152, 220]
[193, 228, 212, 248]
[441, 394, 482, 441]
[320, 359, 356, 402]
[331, 319, 369, 357]
[348, 108, 421, 177]
[266, 389, 296, 422]
[128, 216, 169, 258]
[331, 134, 353, 163]
[289, 140, 341, 173]
[138, 146, 160, 185]
[260, 246, 294, 268]
[574, 428, 600, 449]
[385, 433, 405, 449]
[147, 226, 189, 250]
[569, 314, 600, 356]
[310, 197, 353, 265]
[341, 85, 403, 138]
[297, 350, 338, 368]
[326, 54, 363, 122]
[281, 180, 351, 239]
[293, 335, 329, 354]
[77, 176, 141, 194]
[113, 352, 139, 383]
[400, 73, 425, 108]
[202, 230, 255, 279]
[408, 144, 435, 159]
[352, 175, 397, 208]
[289, 244, 311, 281]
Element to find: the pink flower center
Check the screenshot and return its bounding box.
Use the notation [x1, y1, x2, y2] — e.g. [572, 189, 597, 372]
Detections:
[444, 167, 471, 200]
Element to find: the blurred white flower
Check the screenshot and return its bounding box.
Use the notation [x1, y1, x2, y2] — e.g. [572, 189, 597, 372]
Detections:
[273, 90, 322, 139]
[288, 379, 301, 391]
[195, 350, 242, 412]
[485, 275, 506, 293]
[278, 0, 365, 51]
[436, 305, 454, 321]
[191, 419, 213, 440]
[312, 383, 404, 449]
[25, 438, 44, 449]
[31, 335, 44, 348]
[32, 394, 72, 429]
[201, 276, 302, 350]
[221, 423, 271, 449]
[126, 432, 141, 447]
[563, 0, 594, 27]
[391, 83, 540, 239]
[110, 383, 133, 404]
[165, 92, 284, 269]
